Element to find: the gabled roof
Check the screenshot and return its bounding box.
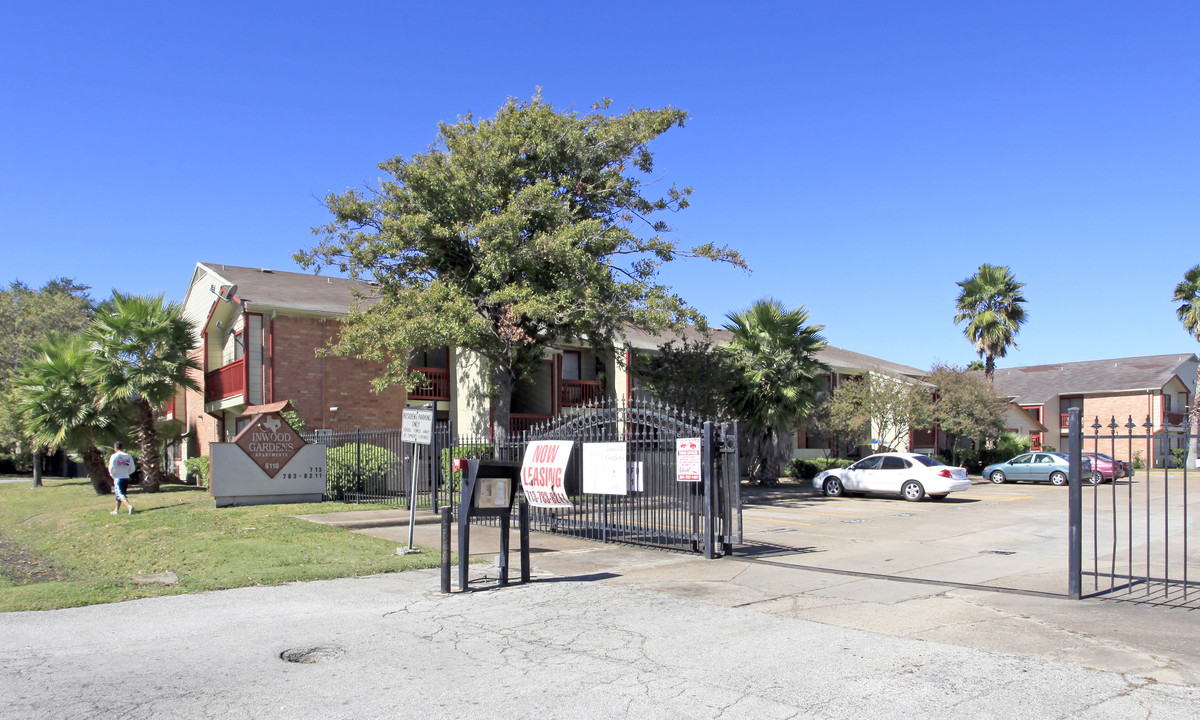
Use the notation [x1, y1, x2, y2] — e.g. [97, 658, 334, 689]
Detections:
[194, 263, 380, 316]
[992, 354, 1198, 405]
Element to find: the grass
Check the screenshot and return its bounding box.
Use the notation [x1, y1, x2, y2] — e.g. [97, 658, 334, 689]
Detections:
[0, 476, 447, 612]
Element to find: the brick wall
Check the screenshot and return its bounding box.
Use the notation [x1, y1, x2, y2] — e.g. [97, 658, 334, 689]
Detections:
[270, 315, 408, 431]
[1080, 392, 1155, 464]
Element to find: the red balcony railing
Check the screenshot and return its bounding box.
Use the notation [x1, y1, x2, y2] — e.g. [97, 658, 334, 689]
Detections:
[1060, 413, 1070, 429]
[560, 379, 604, 407]
[161, 394, 176, 419]
[408, 366, 451, 401]
[910, 428, 936, 448]
[205, 360, 245, 403]
[1163, 410, 1187, 427]
[510, 413, 552, 436]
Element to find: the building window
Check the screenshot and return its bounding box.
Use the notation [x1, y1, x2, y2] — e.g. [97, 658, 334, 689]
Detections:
[562, 351, 581, 381]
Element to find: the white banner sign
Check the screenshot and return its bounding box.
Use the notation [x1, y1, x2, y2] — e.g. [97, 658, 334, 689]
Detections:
[676, 437, 702, 483]
[628, 461, 644, 492]
[583, 442, 627, 496]
[520, 440, 574, 508]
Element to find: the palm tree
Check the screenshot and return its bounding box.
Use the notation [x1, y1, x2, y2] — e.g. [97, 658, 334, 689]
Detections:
[954, 264, 1028, 380]
[86, 292, 200, 492]
[723, 298, 829, 484]
[1173, 264, 1200, 468]
[15, 334, 134, 495]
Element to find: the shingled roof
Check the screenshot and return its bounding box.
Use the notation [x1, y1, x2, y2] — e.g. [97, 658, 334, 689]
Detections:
[197, 263, 380, 315]
[992, 354, 1197, 405]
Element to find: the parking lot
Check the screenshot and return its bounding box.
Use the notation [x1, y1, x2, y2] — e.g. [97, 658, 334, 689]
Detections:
[738, 476, 1188, 597]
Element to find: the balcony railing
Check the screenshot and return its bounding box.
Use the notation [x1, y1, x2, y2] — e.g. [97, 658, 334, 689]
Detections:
[1060, 413, 1070, 429]
[510, 413, 552, 436]
[408, 366, 451, 401]
[1163, 410, 1187, 427]
[560, 379, 604, 407]
[205, 360, 245, 403]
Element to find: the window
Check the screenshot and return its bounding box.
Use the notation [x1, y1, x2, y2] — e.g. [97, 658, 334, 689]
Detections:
[1011, 454, 1031, 465]
[851, 456, 883, 470]
[881, 456, 910, 470]
[1035, 454, 1055, 464]
[562, 350, 581, 381]
[233, 331, 244, 361]
[913, 455, 943, 467]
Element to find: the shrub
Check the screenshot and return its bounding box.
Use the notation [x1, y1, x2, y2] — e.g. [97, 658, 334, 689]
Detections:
[183, 457, 210, 487]
[1170, 448, 1187, 469]
[786, 457, 851, 480]
[326, 443, 400, 498]
[440, 444, 496, 492]
[995, 431, 1030, 461]
[1132, 450, 1145, 470]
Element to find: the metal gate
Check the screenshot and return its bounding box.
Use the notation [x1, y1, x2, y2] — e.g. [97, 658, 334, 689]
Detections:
[1068, 408, 1196, 607]
[521, 398, 741, 558]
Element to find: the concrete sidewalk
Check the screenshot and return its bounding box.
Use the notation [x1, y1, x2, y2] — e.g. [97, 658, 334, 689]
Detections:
[300, 503, 1200, 687]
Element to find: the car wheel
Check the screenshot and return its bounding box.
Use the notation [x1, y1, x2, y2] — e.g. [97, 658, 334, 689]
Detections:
[822, 478, 844, 497]
[1050, 471, 1068, 486]
[990, 470, 1006, 484]
[901, 480, 925, 502]
[1088, 471, 1104, 485]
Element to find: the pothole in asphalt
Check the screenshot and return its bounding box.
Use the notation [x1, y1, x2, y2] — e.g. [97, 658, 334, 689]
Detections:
[280, 646, 343, 664]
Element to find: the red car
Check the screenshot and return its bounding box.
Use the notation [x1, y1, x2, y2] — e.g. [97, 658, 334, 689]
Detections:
[1083, 453, 1133, 483]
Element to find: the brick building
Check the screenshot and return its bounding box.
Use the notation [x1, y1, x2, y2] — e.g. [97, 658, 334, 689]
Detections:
[992, 354, 1198, 467]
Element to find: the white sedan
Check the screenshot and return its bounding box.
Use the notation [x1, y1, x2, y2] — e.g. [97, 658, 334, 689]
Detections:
[813, 452, 971, 501]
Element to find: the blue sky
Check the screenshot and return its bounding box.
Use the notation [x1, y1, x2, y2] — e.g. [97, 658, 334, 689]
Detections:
[3, 1, 1197, 371]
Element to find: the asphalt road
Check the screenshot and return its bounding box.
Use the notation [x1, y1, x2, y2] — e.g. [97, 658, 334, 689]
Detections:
[3, 570, 1199, 719]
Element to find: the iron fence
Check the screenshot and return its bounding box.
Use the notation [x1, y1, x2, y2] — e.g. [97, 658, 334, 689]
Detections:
[1068, 408, 1196, 607]
[305, 397, 741, 558]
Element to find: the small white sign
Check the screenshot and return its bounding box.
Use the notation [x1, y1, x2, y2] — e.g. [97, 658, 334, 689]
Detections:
[628, 461, 644, 492]
[401, 406, 434, 445]
[676, 437, 702, 483]
[520, 440, 574, 508]
[583, 442, 628, 495]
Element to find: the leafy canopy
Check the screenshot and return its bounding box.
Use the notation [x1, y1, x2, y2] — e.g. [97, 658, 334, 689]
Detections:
[296, 94, 747, 395]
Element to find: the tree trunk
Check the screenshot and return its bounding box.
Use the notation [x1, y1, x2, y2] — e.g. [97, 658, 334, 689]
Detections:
[490, 362, 516, 445]
[81, 443, 114, 495]
[31, 448, 42, 488]
[134, 399, 163, 493]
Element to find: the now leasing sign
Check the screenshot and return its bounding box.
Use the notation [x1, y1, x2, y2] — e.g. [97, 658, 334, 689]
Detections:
[520, 440, 574, 508]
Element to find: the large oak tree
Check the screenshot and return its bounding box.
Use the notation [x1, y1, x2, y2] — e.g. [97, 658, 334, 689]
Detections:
[298, 95, 745, 439]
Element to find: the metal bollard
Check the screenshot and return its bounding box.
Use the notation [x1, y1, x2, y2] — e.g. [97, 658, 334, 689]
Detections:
[440, 507, 452, 593]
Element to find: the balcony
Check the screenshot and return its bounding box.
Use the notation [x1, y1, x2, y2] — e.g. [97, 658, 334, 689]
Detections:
[205, 360, 245, 403]
[408, 366, 450, 401]
[1163, 410, 1187, 427]
[510, 413, 552, 436]
[560, 379, 604, 407]
[1060, 413, 1070, 429]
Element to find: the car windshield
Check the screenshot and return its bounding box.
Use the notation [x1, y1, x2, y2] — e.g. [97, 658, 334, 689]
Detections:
[912, 455, 944, 467]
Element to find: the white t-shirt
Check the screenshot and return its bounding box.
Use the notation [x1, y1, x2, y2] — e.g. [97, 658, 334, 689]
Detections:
[108, 451, 135, 480]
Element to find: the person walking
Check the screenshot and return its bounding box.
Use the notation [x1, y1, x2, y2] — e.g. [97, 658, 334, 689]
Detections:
[108, 442, 136, 515]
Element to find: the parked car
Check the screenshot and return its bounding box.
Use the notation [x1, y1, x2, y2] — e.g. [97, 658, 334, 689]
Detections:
[983, 452, 1094, 486]
[813, 452, 971, 501]
[1083, 452, 1133, 483]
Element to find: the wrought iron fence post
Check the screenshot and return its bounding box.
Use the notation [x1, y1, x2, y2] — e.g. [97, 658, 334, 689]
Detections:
[354, 428, 362, 503]
[703, 421, 715, 560]
[1068, 407, 1082, 599]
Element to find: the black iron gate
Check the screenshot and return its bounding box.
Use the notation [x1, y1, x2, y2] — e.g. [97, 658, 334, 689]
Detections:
[1068, 408, 1196, 607]
[519, 398, 741, 558]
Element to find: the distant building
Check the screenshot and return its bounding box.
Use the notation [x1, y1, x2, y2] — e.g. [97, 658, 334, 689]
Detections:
[992, 354, 1197, 467]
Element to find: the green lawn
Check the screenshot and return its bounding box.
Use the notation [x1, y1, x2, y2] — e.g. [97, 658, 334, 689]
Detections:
[0, 476, 446, 612]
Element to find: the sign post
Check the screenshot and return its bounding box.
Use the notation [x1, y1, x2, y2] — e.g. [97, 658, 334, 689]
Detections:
[400, 406, 434, 553]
